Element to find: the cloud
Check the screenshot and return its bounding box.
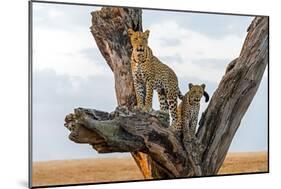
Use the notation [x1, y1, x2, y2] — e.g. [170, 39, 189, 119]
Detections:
[170, 60, 225, 83]
[33, 69, 116, 110]
[149, 20, 245, 60]
[33, 27, 111, 77]
[33, 3, 108, 77]
[33, 69, 127, 161]
[33, 4, 249, 82]
[143, 10, 253, 39]
[33, 2, 100, 31]
[145, 20, 248, 83]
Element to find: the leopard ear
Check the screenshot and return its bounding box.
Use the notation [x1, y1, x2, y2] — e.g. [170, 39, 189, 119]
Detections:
[127, 28, 134, 37]
[189, 83, 193, 90]
[144, 29, 150, 38]
[201, 84, 206, 90]
[203, 91, 210, 103]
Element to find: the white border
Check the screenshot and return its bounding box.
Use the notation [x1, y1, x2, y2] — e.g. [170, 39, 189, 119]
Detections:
[1, 0, 279, 189]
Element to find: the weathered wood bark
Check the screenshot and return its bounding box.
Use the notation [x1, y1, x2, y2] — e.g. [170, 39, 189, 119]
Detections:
[65, 13, 268, 179]
[65, 107, 190, 177]
[90, 7, 142, 109]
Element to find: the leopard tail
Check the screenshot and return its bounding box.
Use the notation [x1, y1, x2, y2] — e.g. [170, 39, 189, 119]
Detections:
[178, 90, 184, 100]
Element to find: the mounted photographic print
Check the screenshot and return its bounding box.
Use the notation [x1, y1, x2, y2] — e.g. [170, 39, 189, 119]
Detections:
[29, 0, 269, 188]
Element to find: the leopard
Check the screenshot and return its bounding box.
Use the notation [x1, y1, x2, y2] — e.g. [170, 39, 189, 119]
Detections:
[175, 83, 210, 165]
[175, 83, 210, 141]
[127, 28, 183, 127]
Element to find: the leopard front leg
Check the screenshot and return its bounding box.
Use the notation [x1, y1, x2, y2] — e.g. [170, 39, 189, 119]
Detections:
[189, 106, 200, 140]
[143, 81, 154, 112]
[134, 80, 146, 109]
[173, 102, 183, 131]
[183, 117, 202, 165]
[189, 114, 198, 140]
[167, 95, 178, 129]
[182, 118, 192, 143]
[157, 89, 169, 113]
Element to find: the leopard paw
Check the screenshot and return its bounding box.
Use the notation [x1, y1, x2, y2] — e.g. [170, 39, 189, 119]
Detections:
[133, 105, 143, 111]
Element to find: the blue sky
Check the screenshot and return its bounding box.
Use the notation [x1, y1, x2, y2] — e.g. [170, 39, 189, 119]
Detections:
[32, 2, 268, 161]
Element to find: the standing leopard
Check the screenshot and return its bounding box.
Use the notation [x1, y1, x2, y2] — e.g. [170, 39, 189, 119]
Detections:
[175, 83, 209, 141]
[127, 28, 183, 127]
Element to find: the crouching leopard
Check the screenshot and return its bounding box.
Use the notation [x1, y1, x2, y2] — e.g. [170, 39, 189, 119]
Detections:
[127, 28, 183, 127]
[175, 83, 210, 141]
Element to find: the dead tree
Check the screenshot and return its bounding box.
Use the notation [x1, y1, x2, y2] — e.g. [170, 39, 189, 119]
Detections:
[64, 8, 268, 179]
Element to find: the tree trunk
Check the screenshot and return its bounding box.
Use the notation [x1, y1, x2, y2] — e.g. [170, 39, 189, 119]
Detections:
[90, 7, 142, 109]
[197, 16, 268, 175]
[90, 7, 155, 179]
[65, 9, 268, 179]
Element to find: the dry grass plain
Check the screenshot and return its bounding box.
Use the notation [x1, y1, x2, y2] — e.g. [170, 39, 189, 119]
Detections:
[32, 151, 268, 187]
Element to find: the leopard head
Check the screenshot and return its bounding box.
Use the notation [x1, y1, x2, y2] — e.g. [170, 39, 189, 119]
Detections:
[188, 83, 210, 104]
[128, 29, 150, 54]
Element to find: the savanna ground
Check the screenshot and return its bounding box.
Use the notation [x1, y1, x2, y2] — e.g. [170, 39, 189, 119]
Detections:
[32, 151, 268, 187]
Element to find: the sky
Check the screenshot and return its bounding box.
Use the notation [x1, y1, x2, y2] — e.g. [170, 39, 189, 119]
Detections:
[32, 2, 268, 161]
